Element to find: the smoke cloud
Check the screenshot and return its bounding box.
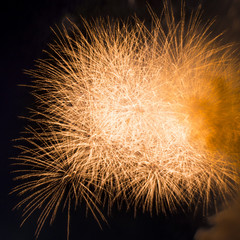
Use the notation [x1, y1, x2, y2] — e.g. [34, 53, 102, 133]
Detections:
[194, 199, 240, 240]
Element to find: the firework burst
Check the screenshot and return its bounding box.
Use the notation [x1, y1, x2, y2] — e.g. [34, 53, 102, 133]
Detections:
[13, 3, 240, 238]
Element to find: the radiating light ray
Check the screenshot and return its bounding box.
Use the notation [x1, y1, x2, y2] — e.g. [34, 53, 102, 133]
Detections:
[14, 3, 240, 239]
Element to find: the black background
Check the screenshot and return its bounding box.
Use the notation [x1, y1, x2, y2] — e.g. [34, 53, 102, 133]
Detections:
[1, 0, 240, 239]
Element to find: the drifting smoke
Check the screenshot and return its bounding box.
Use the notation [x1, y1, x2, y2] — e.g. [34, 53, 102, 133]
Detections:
[194, 197, 240, 240]
[13, 3, 240, 238]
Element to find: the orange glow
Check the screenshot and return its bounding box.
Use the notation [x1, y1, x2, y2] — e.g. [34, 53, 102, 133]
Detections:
[14, 5, 240, 238]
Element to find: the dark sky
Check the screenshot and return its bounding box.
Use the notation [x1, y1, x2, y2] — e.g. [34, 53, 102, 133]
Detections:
[1, 0, 240, 240]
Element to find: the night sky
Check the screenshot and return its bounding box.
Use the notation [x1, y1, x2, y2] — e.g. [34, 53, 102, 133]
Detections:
[1, 0, 240, 239]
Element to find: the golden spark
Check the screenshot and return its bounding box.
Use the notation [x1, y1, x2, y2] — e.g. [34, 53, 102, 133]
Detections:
[13, 4, 240, 239]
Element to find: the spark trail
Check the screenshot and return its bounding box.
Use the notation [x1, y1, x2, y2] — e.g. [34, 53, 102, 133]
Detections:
[13, 4, 240, 238]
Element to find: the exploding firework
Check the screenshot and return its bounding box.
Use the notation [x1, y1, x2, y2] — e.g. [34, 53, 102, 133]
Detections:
[13, 3, 240, 238]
